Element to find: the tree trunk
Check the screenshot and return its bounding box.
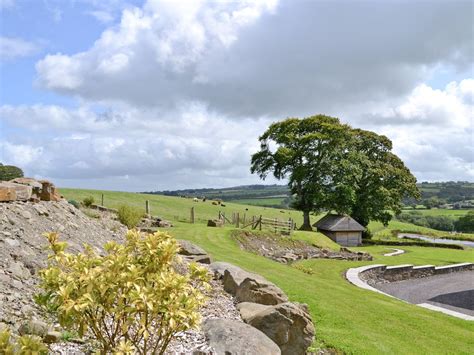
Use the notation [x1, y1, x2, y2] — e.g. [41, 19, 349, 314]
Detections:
[299, 210, 312, 231]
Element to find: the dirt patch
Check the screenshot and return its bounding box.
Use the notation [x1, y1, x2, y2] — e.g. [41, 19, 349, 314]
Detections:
[232, 230, 372, 263]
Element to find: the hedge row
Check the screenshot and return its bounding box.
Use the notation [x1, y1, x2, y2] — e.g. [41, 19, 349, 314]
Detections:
[363, 239, 464, 250]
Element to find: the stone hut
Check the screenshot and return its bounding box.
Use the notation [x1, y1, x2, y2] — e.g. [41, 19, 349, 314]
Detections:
[314, 214, 365, 247]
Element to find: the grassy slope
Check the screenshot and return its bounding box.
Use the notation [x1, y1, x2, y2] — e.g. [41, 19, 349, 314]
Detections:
[173, 223, 473, 354]
[61, 188, 474, 354]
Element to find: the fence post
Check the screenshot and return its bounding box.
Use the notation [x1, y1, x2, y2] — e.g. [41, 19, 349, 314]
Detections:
[259, 215, 262, 231]
[252, 216, 256, 229]
[190, 206, 195, 224]
[236, 212, 240, 228]
[243, 213, 246, 225]
[101, 193, 104, 206]
[145, 200, 150, 216]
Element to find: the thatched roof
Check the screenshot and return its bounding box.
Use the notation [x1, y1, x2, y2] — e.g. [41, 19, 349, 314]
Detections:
[314, 214, 365, 232]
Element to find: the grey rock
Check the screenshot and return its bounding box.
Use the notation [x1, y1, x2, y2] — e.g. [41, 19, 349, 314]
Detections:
[18, 319, 49, 337]
[202, 318, 281, 355]
[238, 302, 315, 355]
[178, 240, 207, 256]
[8, 262, 30, 280]
[210, 262, 288, 305]
[43, 330, 62, 343]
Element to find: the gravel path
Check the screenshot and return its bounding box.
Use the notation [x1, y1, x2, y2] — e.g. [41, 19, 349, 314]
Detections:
[375, 270, 474, 316]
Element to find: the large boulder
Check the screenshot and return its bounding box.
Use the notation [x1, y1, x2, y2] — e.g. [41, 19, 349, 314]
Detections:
[177, 240, 212, 264]
[178, 240, 207, 256]
[209, 262, 288, 305]
[0, 182, 32, 201]
[202, 318, 281, 355]
[38, 180, 61, 202]
[207, 219, 224, 227]
[237, 302, 315, 355]
[0, 185, 16, 202]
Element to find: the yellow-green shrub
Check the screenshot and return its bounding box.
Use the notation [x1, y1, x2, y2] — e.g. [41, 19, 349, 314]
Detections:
[0, 328, 48, 354]
[82, 196, 95, 207]
[36, 230, 210, 354]
[117, 204, 143, 228]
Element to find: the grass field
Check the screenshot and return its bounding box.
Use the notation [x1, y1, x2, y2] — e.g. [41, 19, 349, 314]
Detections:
[401, 208, 472, 219]
[232, 197, 286, 207]
[60, 188, 474, 354]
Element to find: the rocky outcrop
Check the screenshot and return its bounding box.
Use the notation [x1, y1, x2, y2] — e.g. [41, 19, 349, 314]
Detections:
[233, 230, 372, 264]
[208, 261, 314, 354]
[237, 302, 315, 355]
[209, 262, 288, 305]
[202, 318, 281, 355]
[0, 200, 125, 329]
[0, 178, 61, 203]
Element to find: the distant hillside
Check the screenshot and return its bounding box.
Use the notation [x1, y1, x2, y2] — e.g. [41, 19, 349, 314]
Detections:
[144, 181, 474, 209]
[143, 184, 292, 208]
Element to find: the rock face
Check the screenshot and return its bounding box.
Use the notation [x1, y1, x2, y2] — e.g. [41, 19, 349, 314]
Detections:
[237, 302, 315, 355]
[177, 240, 212, 264]
[209, 262, 288, 305]
[0, 200, 126, 329]
[202, 318, 281, 355]
[0, 178, 62, 202]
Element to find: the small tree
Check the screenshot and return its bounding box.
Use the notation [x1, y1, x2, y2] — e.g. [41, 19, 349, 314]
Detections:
[36, 230, 210, 354]
[0, 163, 24, 181]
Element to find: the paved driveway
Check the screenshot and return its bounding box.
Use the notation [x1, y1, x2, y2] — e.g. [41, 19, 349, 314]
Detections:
[375, 271, 474, 316]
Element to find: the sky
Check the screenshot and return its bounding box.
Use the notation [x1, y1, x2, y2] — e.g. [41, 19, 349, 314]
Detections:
[0, 0, 473, 191]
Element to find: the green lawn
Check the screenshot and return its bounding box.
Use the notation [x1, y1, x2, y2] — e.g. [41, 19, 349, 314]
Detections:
[172, 223, 473, 354]
[60, 188, 474, 353]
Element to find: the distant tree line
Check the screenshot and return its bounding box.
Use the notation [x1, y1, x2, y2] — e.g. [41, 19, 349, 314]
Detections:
[396, 210, 474, 233]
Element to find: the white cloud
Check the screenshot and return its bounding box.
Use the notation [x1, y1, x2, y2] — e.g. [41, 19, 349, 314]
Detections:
[0, 36, 39, 61]
[87, 10, 114, 24]
[1, 79, 472, 187]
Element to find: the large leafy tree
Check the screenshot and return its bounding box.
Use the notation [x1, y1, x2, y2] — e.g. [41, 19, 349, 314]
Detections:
[251, 116, 419, 230]
[250, 115, 351, 230]
[340, 129, 420, 228]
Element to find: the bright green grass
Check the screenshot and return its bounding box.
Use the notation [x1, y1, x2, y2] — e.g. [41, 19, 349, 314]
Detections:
[231, 197, 286, 207]
[60, 188, 305, 225]
[369, 219, 474, 242]
[60, 188, 474, 353]
[172, 223, 473, 354]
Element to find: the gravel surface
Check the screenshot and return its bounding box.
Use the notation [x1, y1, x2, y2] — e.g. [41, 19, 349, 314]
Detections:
[374, 270, 474, 316]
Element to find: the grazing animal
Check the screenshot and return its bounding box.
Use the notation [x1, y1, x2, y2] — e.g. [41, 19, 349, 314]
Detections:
[212, 201, 219, 205]
[221, 204, 226, 207]
[245, 208, 249, 211]
[193, 198, 199, 202]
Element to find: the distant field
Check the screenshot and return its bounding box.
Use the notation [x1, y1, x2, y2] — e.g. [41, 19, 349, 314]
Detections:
[403, 208, 472, 219]
[232, 197, 286, 207]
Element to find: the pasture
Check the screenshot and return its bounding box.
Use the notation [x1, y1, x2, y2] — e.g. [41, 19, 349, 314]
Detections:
[60, 188, 474, 354]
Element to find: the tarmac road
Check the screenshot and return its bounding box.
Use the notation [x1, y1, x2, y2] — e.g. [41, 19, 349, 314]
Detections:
[375, 270, 474, 316]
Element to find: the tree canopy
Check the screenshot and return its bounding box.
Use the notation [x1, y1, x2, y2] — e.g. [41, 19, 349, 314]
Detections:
[250, 115, 419, 230]
[0, 163, 24, 181]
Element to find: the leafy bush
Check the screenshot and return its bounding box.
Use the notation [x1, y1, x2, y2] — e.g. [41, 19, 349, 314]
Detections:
[37, 230, 210, 354]
[0, 164, 24, 181]
[0, 328, 48, 354]
[68, 199, 80, 209]
[82, 196, 95, 207]
[455, 211, 474, 233]
[117, 204, 144, 228]
[396, 212, 455, 231]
